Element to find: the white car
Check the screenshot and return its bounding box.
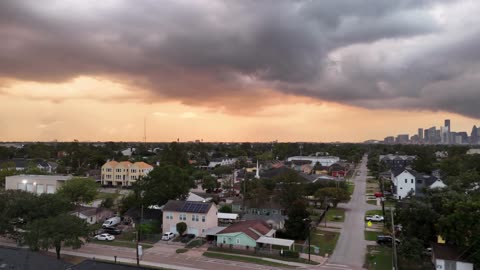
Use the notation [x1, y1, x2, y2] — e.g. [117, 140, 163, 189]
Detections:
[94, 233, 115, 241]
[365, 215, 384, 222]
[162, 232, 175, 241]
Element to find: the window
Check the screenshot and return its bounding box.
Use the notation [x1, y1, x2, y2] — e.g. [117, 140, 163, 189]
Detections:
[179, 213, 186, 221]
[236, 238, 240, 244]
[46, 185, 55, 194]
[222, 238, 226, 244]
[165, 212, 173, 220]
[17, 183, 26, 190]
[411, 179, 414, 184]
[26, 183, 34, 193]
[202, 216, 206, 222]
[192, 215, 199, 222]
[36, 184, 44, 194]
[405, 179, 407, 183]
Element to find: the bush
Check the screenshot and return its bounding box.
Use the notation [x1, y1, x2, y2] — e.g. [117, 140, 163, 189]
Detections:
[281, 250, 300, 258]
[176, 248, 188, 254]
[176, 222, 187, 236]
[219, 204, 232, 213]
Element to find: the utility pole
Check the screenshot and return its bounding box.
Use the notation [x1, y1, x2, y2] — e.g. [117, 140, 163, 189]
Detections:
[380, 178, 386, 226]
[391, 208, 399, 270]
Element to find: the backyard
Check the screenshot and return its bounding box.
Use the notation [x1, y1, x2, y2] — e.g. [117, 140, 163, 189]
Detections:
[365, 245, 392, 270]
[325, 208, 345, 222]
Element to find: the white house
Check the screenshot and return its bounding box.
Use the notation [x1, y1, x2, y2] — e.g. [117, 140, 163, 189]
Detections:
[391, 169, 417, 200]
[392, 169, 448, 200]
[208, 158, 237, 168]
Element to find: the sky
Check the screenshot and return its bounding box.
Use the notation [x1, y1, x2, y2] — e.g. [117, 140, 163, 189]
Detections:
[1, 0, 480, 142]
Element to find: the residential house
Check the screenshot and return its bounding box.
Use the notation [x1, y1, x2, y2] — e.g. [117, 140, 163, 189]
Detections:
[435, 151, 448, 159]
[70, 206, 114, 225]
[208, 158, 237, 168]
[215, 220, 275, 249]
[432, 244, 474, 270]
[5, 174, 73, 194]
[186, 192, 212, 202]
[391, 168, 417, 200]
[121, 147, 136, 157]
[329, 163, 348, 177]
[466, 148, 480, 155]
[162, 200, 218, 237]
[313, 163, 329, 175]
[100, 160, 153, 187]
[391, 168, 447, 200]
[379, 154, 416, 169]
[0, 158, 55, 173]
[215, 220, 294, 251]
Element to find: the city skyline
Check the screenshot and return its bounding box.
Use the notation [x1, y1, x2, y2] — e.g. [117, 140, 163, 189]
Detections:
[2, 1, 480, 142]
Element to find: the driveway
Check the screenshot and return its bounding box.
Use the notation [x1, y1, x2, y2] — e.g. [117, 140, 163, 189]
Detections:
[327, 154, 380, 270]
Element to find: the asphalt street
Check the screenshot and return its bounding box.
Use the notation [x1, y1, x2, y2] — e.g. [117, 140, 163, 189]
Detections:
[328, 154, 380, 270]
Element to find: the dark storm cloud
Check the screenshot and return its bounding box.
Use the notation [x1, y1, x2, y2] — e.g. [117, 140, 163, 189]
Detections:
[2, 0, 480, 117]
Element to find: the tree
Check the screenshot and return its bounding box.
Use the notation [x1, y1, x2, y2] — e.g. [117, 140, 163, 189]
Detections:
[136, 165, 194, 207]
[176, 222, 187, 236]
[100, 197, 114, 209]
[202, 175, 218, 192]
[57, 177, 98, 205]
[161, 142, 189, 168]
[218, 204, 232, 213]
[24, 214, 89, 259]
[213, 165, 233, 176]
[284, 200, 309, 240]
[275, 170, 305, 209]
[315, 187, 350, 208]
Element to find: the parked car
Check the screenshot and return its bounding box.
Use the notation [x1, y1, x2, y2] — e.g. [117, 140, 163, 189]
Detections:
[376, 235, 400, 246]
[102, 227, 122, 235]
[365, 215, 384, 222]
[102, 217, 121, 228]
[162, 232, 175, 241]
[180, 234, 195, 243]
[94, 233, 115, 241]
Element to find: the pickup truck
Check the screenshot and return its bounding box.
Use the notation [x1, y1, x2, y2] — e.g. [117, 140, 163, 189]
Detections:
[365, 215, 384, 222]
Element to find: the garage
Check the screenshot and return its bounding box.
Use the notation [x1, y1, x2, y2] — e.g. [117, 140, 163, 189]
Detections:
[187, 227, 198, 236]
[170, 226, 177, 234]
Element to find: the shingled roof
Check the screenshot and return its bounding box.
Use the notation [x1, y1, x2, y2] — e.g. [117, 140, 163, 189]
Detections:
[217, 220, 273, 240]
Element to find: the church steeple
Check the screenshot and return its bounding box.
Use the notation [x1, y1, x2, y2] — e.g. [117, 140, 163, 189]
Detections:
[255, 160, 260, 179]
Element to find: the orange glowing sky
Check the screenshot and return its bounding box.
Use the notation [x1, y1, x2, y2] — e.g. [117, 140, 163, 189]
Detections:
[2, 1, 480, 142]
[1, 76, 477, 142]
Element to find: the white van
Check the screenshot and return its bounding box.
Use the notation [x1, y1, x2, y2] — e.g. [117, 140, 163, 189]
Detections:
[102, 217, 121, 228]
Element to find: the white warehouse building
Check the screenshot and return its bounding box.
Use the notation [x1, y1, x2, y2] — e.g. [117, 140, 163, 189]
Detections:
[287, 156, 340, 166]
[5, 174, 73, 194]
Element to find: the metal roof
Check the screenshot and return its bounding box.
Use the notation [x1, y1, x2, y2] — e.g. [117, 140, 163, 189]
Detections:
[256, 236, 294, 247]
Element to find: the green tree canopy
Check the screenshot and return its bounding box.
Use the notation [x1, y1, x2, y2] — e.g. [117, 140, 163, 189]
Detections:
[314, 187, 350, 208]
[136, 165, 194, 207]
[24, 214, 90, 259]
[284, 200, 309, 240]
[57, 177, 98, 205]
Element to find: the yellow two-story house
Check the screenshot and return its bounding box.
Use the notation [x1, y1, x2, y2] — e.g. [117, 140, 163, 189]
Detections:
[101, 161, 153, 187]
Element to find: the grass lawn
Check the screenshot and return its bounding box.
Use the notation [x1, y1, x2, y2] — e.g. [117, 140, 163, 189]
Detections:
[95, 192, 120, 200]
[365, 245, 392, 270]
[326, 208, 345, 222]
[310, 229, 340, 256]
[347, 183, 355, 195]
[366, 200, 378, 205]
[90, 239, 153, 249]
[366, 210, 384, 216]
[203, 252, 295, 268]
[364, 230, 382, 241]
[384, 200, 396, 207]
